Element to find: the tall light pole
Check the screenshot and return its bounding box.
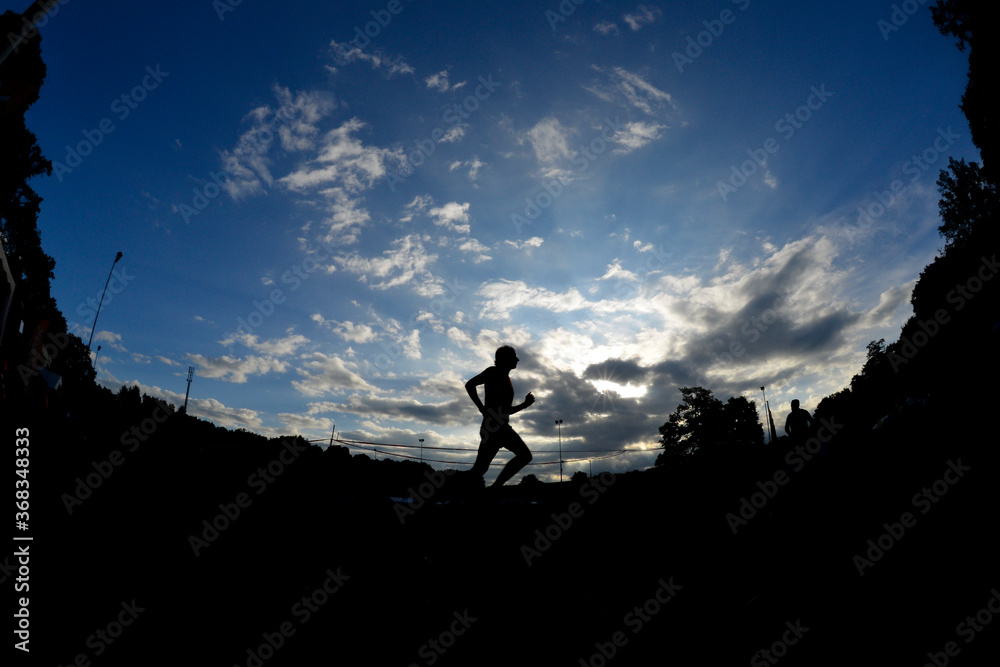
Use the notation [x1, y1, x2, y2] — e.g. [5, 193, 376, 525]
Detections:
[555, 419, 563, 483]
[183, 366, 194, 413]
[760, 386, 777, 444]
[87, 251, 122, 351]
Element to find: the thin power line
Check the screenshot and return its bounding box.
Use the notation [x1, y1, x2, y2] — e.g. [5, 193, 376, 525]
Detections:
[319, 438, 630, 467]
[311, 437, 622, 454]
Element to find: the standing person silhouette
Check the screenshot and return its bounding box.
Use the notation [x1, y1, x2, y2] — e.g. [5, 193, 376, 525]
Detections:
[465, 345, 534, 489]
[784, 399, 813, 444]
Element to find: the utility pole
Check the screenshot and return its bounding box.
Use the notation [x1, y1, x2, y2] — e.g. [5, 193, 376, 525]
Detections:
[419, 438, 424, 463]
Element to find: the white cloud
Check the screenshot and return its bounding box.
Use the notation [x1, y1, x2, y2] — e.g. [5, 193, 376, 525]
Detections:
[312, 315, 377, 343]
[504, 237, 544, 250]
[449, 157, 485, 181]
[586, 67, 676, 118]
[611, 121, 666, 154]
[594, 21, 620, 35]
[292, 351, 376, 397]
[440, 125, 465, 143]
[220, 332, 309, 357]
[329, 40, 414, 77]
[428, 202, 471, 234]
[335, 234, 440, 292]
[187, 353, 289, 383]
[457, 238, 492, 263]
[400, 194, 432, 222]
[447, 326, 473, 346]
[520, 117, 580, 181]
[280, 118, 406, 193]
[623, 5, 662, 31]
[317, 187, 371, 246]
[218, 85, 336, 201]
[425, 69, 466, 92]
[477, 280, 592, 319]
[524, 117, 573, 164]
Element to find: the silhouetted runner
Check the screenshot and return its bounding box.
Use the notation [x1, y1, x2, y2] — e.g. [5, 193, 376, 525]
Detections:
[784, 399, 813, 443]
[465, 345, 534, 488]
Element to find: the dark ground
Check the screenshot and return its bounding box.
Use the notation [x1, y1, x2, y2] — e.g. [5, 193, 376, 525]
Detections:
[15, 380, 998, 667]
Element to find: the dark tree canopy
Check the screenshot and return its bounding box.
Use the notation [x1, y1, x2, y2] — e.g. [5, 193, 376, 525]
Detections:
[935, 157, 996, 250]
[1, 10, 55, 316]
[2, 11, 95, 397]
[932, 0, 998, 182]
[655, 387, 763, 464]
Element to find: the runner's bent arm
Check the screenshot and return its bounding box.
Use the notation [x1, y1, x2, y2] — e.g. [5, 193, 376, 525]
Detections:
[465, 371, 489, 415]
[509, 392, 535, 414]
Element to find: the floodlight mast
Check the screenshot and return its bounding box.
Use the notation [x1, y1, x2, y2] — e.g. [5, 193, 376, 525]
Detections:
[555, 419, 564, 482]
[183, 367, 194, 413]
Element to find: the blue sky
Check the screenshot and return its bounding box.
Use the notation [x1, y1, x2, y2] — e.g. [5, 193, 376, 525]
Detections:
[22, 0, 977, 481]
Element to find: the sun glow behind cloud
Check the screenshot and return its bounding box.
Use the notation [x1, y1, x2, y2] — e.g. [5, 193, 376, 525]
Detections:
[590, 379, 648, 399]
[30, 0, 976, 481]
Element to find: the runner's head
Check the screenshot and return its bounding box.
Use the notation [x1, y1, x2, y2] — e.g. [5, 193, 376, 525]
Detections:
[495, 345, 518, 368]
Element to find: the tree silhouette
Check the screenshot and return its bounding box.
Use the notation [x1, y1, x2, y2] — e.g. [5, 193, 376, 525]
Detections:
[519, 473, 541, 486]
[935, 158, 996, 250]
[2, 11, 94, 402]
[932, 0, 997, 183]
[655, 387, 762, 464]
[721, 395, 764, 445]
[1, 11, 54, 316]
